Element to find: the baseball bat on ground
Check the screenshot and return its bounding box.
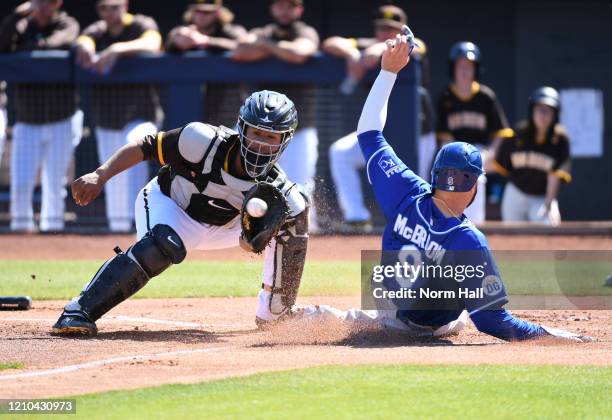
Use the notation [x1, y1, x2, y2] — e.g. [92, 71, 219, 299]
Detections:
[0, 296, 32, 310]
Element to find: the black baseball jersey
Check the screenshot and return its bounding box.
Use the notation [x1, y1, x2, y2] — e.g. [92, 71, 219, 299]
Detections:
[436, 82, 513, 146]
[81, 14, 162, 129]
[0, 10, 79, 123]
[494, 122, 571, 196]
[140, 122, 305, 226]
[251, 21, 319, 128]
[166, 23, 246, 54]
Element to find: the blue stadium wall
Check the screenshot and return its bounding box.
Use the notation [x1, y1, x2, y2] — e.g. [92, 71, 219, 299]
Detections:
[1, 0, 610, 220]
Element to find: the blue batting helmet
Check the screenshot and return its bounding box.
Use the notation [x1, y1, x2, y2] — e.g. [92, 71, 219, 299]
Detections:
[431, 142, 484, 192]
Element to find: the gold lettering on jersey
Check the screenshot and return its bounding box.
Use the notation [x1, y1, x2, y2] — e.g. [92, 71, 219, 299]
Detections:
[510, 151, 554, 172]
[448, 111, 487, 131]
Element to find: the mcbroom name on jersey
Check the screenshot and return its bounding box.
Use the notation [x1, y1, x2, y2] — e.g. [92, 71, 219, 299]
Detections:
[139, 122, 307, 225]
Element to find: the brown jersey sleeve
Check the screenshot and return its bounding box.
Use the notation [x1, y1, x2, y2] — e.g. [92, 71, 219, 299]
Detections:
[81, 20, 106, 41]
[493, 137, 514, 177]
[294, 23, 320, 47]
[139, 127, 183, 167]
[485, 90, 513, 139]
[38, 14, 80, 49]
[551, 130, 572, 182]
[435, 89, 453, 142]
[0, 12, 21, 52]
[132, 14, 159, 34]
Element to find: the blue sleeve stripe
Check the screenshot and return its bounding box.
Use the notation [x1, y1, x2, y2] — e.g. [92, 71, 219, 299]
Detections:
[365, 146, 392, 184]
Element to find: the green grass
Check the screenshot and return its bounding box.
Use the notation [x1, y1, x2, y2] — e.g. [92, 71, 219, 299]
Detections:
[43, 365, 612, 419]
[0, 361, 24, 371]
[0, 258, 610, 300]
[0, 260, 360, 300]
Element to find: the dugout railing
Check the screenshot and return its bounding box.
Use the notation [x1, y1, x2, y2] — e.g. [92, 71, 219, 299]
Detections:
[0, 51, 420, 233]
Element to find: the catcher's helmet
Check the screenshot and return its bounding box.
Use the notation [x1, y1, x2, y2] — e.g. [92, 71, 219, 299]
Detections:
[448, 41, 481, 80]
[237, 90, 298, 178]
[431, 142, 484, 192]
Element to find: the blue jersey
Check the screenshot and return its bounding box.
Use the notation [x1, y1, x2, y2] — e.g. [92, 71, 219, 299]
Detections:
[359, 130, 509, 328]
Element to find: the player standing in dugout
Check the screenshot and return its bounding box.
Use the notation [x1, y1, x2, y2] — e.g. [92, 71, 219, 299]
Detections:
[0, 82, 7, 169]
[51, 90, 310, 336]
[166, 0, 247, 128]
[0, 0, 81, 232]
[74, 0, 162, 232]
[296, 29, 591, 343]
[323, 5, 435, 233]
[436, 42, 514, 224]
[491, 87, 571, 225]
[233, 0, 320, 229]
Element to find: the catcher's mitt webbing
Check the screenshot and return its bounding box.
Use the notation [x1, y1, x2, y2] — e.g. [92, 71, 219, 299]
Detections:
[240, 182, 289, 253]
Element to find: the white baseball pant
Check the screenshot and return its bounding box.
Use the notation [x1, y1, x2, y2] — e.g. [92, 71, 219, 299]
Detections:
[278, 127, 318, 195]
[134, 177, 288, 321]
[0, 107, 6, 166]
[329, 131, 438, 222]
[278, 127, 319, 229]
[10, 110, 83, 231]
[501, 181, 560, 225]
[462, 146, 487, 224]
[299, 305, 468, 338]
[96, 120, 156, 232]
[463, 174, 486, 224]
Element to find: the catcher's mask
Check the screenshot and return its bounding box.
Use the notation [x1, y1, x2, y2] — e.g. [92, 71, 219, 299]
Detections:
[237, 90, 298, 178]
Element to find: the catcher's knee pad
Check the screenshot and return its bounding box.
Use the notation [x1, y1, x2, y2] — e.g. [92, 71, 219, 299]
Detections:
[66, 225, 186, 322]
[129, 224, 186, 277]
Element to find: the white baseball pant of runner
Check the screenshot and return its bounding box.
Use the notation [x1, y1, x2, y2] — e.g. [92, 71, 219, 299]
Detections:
[134, 178, 285, 321]
[501, 181, 560, 224]
[10, 110, 83, 231]
[300, 305, 468, 338]
[96, 120, 156, 232]
[329, 131, 438, 222]
[0, 107, 6, 166]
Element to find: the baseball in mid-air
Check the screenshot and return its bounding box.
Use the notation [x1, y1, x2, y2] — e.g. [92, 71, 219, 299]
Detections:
[246, 198, 268, 218]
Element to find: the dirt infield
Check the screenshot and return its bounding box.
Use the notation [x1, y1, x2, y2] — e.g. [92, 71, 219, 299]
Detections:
[0, 298, 610, 399]
[0, 233, 611, 398]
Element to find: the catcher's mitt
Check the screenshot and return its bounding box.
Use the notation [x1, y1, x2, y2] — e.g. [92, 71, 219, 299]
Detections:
[240, 182, 290, 254]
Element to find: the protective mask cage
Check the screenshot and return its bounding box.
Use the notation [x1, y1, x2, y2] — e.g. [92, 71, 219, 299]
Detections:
[237, 118, 293, 178]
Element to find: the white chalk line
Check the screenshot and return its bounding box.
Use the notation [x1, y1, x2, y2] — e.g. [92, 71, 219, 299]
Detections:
[0, 346, 230, 381]
[0, 315, 236, 329]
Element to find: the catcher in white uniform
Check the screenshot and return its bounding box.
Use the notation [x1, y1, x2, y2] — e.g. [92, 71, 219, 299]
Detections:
[52, 90, 309, 336]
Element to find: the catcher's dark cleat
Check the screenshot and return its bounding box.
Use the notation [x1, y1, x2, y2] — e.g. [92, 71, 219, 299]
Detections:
[51, 314, 97, 337]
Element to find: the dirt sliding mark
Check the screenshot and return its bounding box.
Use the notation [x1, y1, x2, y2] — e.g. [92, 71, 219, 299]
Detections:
[0, 298, 610, 399]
